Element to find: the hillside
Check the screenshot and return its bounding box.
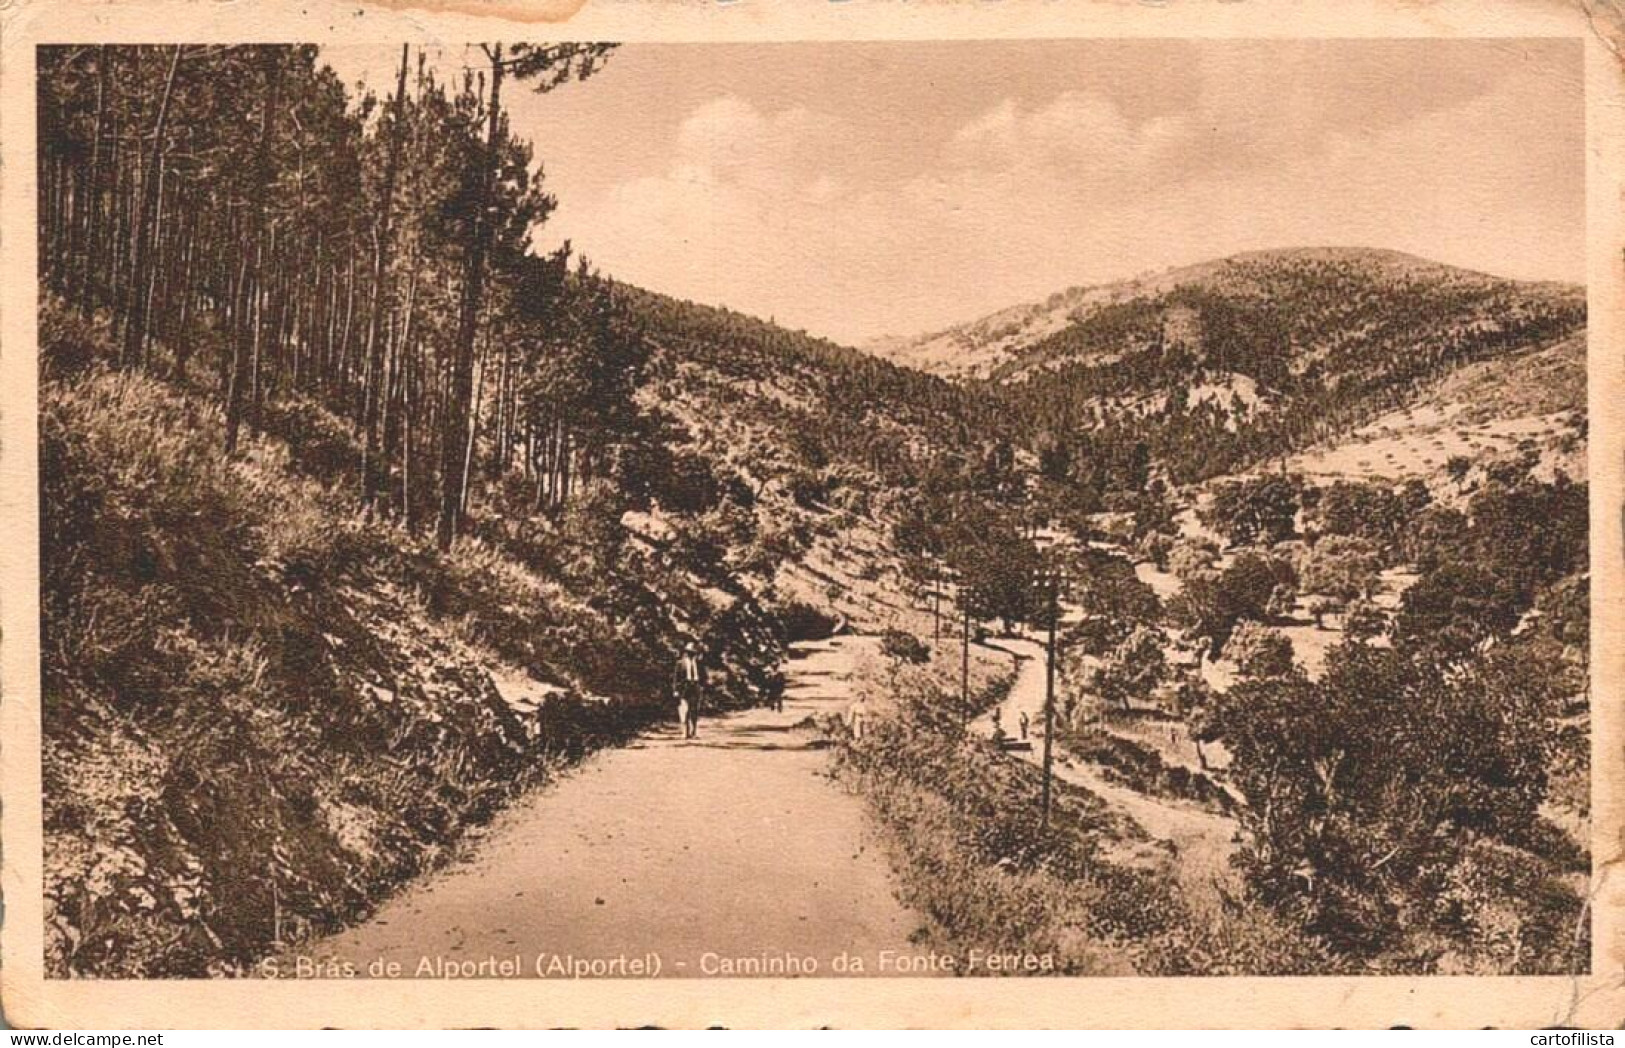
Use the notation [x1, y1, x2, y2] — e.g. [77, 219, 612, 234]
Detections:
[615, 286, 1018, 629]
[875, 248, 1585, 486]
[36, 261, 1021, 977]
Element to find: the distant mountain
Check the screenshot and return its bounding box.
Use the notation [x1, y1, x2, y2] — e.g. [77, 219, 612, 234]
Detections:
[873, 248, 1581, 385]
[874, 248, 1585, 485]
[866, 279, 1159, 381]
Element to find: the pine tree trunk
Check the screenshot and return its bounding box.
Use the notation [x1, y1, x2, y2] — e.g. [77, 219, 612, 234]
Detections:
[437, 44, 503, 551]
[121, 44, 181, 367]
[361, 44, 412, 511]
[224, 49, 281, 456]
[76, 47, 110, 312]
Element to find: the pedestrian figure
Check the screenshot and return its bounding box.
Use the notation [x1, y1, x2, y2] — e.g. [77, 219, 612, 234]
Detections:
[1020, 710, 1030, 740]
[672, 640, 706, 739]
[991, 706, 1006, 745]
[847, 694, 869, 740]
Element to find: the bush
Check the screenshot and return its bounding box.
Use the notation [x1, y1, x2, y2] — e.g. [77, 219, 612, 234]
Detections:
[40, 294, 115, 381]
[1204, 637, 1573, 967]
[775, 599, 839, 642]
[880, 628, 931, 666]
[1223, 622, 1296, 680]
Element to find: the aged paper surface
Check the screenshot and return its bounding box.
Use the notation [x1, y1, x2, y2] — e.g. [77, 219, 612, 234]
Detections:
[3, 0, 1624, 1029]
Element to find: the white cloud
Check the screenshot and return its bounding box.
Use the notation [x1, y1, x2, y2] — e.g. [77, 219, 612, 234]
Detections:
[551, 57, 1580, 344]
[947, 91, 1190, 186]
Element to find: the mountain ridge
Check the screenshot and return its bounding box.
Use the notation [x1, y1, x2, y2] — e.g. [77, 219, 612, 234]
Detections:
[867, 247, 1582, 382]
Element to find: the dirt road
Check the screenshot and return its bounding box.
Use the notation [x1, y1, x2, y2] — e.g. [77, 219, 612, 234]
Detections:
[976, 635, 1242, 913]
[297, 635, 929, 977]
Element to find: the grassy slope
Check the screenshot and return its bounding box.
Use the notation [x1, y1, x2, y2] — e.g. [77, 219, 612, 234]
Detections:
[42, 364, 661, 976]
[38, 300, 798, 976]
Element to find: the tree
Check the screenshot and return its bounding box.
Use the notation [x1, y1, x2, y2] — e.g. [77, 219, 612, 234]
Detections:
[1172, 551, 1293, 659]
[1201, 474, 1301, 547]
[223, 48, 282, 456]
[1168, 536, 1221, 582]
[1300, 535, 1382, 623]
[956, 529, 1041, 633]
[1343, 598, 1388, 641]
[1065, 550, 1161, 655]
[1224, 622, 1296, 680]
[436, 42, 617, 550]
[1090, 624, 1168, 712]
[1395, 561, 1523, 655]
[1305, 479, 1410, 552]
[1205, 639, 1558, 956]
[1308, 596, 1341, 630]
[120, 45, 183, 368]
[359, 45, 411, 511]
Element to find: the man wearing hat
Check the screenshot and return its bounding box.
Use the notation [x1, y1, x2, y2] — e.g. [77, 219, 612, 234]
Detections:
[673, 640, 707, 739]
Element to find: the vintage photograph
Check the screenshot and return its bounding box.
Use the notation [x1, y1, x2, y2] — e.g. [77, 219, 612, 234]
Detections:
[31, 33, 1593, 990]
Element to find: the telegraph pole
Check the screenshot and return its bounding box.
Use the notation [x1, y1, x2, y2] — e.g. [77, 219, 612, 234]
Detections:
[932, 563, 942, 644]
[1033, 562, 1065, 830]
[961, 595, 971, 727]
[1041, 572, 1059, 829]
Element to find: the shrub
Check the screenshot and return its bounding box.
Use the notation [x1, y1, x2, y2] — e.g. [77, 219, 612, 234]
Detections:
[40, 294, 115, 381]
[880, 628, 931, 667]
[1204, 638, 1569, 966]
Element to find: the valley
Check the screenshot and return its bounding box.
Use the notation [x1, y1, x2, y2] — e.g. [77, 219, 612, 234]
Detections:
[36, 44, 1590, 983]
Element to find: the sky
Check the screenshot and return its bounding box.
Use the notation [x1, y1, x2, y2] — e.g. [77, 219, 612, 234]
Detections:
[321, 39, 1584, 346]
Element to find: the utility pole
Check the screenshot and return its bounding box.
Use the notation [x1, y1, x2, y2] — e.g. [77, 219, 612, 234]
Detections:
[961, 597, 971, 727]
[1034, 562, 1065, 830]
[932, 562, 942, 644]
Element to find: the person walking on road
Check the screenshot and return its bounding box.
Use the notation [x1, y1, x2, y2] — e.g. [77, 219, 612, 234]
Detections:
[673, 640, 706, 739]
[847, 693, 870, 741]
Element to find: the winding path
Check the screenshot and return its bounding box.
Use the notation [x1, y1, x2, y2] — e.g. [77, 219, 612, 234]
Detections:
[295, 635, 929, 977]
[975, 635, 1243, 913]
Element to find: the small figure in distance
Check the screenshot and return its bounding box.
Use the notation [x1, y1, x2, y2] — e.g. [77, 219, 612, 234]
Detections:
[673, 639, 705, 739]
[847, 693, 869, 741]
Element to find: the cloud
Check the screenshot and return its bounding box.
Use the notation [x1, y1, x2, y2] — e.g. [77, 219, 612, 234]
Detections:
[664, 95, 848, 192]
[547, 44, 1581, 345]
[946, 91, 1190, 186]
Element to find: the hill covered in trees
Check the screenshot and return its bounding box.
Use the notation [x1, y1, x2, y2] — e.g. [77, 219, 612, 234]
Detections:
[875, 248, 1584, 486]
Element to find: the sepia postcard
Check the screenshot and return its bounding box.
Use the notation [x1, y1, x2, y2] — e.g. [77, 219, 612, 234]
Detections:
[2, 0, 1623, 1030]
